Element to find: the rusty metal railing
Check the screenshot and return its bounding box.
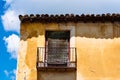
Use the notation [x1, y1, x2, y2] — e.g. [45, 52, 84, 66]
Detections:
[36, 47, 76, 69]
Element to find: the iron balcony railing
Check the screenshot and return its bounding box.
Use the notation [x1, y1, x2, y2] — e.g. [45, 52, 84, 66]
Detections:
[37, 47, 76, 69]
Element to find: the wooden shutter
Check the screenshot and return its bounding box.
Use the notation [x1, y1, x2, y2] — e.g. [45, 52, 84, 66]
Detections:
[47, 38, 68, 65]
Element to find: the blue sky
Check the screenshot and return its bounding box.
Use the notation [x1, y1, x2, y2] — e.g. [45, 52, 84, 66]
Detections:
[0, 0, 120, 80]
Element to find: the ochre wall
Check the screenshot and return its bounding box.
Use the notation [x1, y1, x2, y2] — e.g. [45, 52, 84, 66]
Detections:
[76, 22, 120, 80]
[76, 37, 120, 80]
[17, 23, 45, 80]
[17, 22, 120, 80]
[37, 71, 76, 80]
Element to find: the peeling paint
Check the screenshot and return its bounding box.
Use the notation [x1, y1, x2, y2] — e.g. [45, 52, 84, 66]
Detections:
[17, 22, 120, 80]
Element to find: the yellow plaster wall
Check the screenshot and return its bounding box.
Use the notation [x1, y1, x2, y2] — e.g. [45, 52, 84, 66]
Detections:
[17, 22, 45, 80]
[37, 71, 76, 80]
[17, 22, 120, 80]
[17, 23, 76, 80]
[76, 37, 120, 80]
[76, 22, 120, 80]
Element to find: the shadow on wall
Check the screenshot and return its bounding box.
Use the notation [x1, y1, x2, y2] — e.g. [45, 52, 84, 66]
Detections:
[75, 22, 120, 39]
[19, 22, 120, 79]
[20, 22, 120, 41]
[21, 30, 38, 40]
[20, 22, 44, 41]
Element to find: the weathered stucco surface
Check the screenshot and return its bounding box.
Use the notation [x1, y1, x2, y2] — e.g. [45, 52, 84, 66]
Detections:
[37, 71, 76, 80]
[17, 22, 120, 80]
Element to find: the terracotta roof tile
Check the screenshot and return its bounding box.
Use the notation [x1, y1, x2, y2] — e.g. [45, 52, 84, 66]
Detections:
[19, 13, 120, 23]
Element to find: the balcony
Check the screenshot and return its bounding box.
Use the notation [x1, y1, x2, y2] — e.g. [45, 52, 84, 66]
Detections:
[36, 47, 77, 71]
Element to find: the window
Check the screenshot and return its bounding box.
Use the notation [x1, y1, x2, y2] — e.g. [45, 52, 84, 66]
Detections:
[45, 31, 70, 66]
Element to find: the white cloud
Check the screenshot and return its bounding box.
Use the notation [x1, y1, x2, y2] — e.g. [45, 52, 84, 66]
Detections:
[1, 10, 20, 33]
[3, 34, 20, 59]
[13, 69, 16, 75]
[4, 70, 9, 77]
[4, 0, 13, 6]
[1, 0, 120, 33]
[4, 69, 16, 80]
[11, 69, 16, 80]
[8, 0, 120, 14]
[10, 76, 15, 80]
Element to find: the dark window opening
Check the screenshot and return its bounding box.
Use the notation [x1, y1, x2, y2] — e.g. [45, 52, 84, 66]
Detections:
[45, 31, 70, 67]
[46, 31, 70, 40]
